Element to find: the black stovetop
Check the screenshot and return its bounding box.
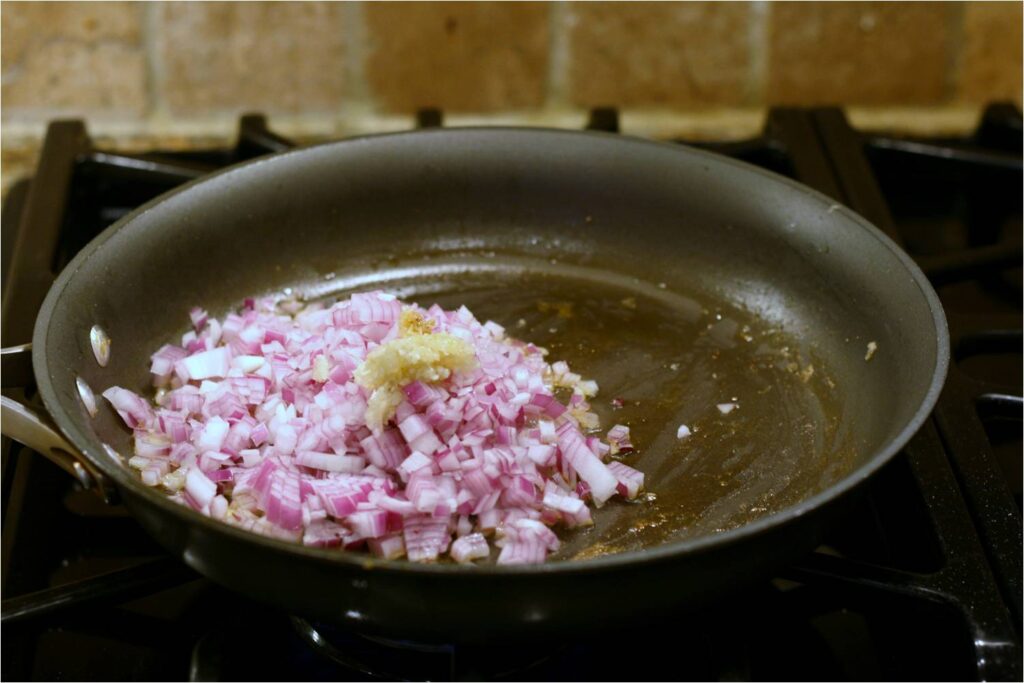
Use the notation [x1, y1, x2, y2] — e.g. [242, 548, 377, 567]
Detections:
[2, 106, 1021, 681]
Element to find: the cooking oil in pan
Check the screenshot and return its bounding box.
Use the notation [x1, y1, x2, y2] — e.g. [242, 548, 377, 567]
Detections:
[303, 255, 857, 560]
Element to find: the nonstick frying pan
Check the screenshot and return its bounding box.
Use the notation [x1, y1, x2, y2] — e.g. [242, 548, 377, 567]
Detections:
[2, 128, 948, 642]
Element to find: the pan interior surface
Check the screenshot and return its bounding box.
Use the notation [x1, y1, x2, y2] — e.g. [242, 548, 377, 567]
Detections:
[36, 128, 945, 565]
[294, 255, 856, 559]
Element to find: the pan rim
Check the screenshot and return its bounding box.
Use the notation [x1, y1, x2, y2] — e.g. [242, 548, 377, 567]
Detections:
[33, 125, 950, 576]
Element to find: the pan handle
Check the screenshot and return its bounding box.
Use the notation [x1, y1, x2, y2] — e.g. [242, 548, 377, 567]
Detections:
[1, 344, 116, 503]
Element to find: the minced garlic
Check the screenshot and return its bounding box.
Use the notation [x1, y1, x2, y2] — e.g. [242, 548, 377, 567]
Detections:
[312, 355, 330, 382]
[399, 309, 436, 336]
[355, 310, 477, 431]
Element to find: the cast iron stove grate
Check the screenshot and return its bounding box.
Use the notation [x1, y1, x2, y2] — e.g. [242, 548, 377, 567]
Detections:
[1, 106, 1020, 681]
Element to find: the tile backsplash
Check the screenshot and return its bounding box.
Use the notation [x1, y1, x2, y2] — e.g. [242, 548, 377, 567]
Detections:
[1, 1, 1021, 142]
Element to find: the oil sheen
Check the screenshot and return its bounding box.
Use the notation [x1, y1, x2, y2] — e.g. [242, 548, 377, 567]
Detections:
[303, 255, 857, 561]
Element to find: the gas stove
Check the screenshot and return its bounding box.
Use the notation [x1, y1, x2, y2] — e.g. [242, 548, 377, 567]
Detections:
[2, 106, 1021, 681]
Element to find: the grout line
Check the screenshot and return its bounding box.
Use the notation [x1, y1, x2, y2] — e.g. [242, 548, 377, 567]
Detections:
[141, 1, 166, 122]
[748, 1, 770, 106]
[340, 0, 377, 130]
[0, 106, 986, 148]
[545, 0, 571, 109]
[945, 1, 967, 104]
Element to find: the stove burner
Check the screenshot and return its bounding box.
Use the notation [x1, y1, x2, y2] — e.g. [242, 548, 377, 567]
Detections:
[2, 105, 1020, 681]
[288, 618, 563, 681]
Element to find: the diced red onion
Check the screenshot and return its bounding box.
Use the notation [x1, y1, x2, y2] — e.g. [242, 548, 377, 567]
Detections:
[105, 291, 647, 564]
[497, 538, 547, 564]
[348, 510, 389, 538]
[196, 416, 229, 451]
[102, 387, 155, 429]
[367, 534, 405, 559]
[181, 347, 231, 380]
[403, 515, 451, 562]
[190, 307, 209, 331]
[397, 451, 433, 481]
[606, 423, 634, 454]
[303, 519, 350, 548]
[607, 460, 645, 499]
[556, 422, 619, 505]
[185, 467, 217, 509]
[134, 431, 171, 458]
[451, 532, 490, 563]
[296, 450, 366, 473]
[150, 344, 188, 387]
[543, 481, 585, 515]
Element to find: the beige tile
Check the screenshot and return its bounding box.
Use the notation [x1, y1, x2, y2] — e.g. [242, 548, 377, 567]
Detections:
[1, 1, 140, 65]
[768, 2, 953, 105]
[158, 2, 346, 115]
[1, 1, 145, 117]
[568, 2, 753, 108]
[960, 2, 1023, 103]
[365, 2, 550, 113]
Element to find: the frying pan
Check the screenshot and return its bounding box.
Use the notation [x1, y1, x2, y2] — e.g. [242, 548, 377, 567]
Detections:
[1, 128, 948, 643]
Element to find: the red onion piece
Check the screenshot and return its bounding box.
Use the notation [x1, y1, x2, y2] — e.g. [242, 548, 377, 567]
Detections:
[451, 532, 490, 563]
